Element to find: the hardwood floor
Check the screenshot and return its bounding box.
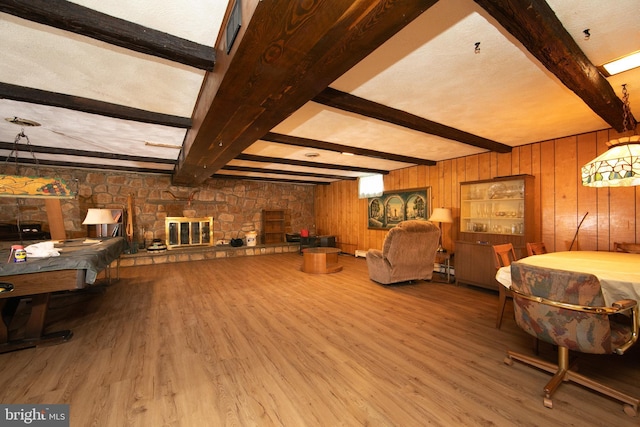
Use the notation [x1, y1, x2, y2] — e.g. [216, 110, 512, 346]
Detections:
[0, 253, 638, 426]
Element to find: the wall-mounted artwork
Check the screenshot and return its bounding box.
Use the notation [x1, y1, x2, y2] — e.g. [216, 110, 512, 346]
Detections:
[368, 188, 431, 229]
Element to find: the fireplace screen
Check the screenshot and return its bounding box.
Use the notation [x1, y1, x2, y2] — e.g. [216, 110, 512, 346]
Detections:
[165, 217, 213, 249]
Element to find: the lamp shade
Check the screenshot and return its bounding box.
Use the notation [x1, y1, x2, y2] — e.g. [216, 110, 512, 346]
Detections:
[428, 208, 453, 223]
[82, 209, 117, 225]
[581, 137, 640, 187]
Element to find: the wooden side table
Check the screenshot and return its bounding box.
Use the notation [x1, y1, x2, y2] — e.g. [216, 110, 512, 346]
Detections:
[434, 251, 454, 283]
[301, 247, 343, 274]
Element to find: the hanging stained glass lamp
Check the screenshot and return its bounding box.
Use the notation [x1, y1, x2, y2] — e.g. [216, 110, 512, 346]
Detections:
[1, 117, 76, 198]
[582, 85, 640, 187]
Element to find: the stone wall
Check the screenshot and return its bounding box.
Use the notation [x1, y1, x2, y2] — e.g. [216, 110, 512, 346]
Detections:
[0, 165, 316, 245]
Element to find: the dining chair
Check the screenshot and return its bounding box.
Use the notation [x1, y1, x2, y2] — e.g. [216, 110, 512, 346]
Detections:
[505, 262, 640, 416]
[492, 243, 517, 329]
[614, 242, 640, 254]
[526, 242, 547, 256]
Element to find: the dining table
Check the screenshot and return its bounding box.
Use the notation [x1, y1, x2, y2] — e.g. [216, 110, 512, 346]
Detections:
[495, 250, 640, 307]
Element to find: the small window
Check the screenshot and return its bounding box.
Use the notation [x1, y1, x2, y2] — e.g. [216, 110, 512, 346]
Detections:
[358, 174, 384, 199]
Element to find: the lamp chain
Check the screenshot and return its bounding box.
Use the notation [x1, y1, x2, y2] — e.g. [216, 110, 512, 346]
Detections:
[4, 127, 78, 198]
[621, 84, 630, 133]
[6, 129, 39, 176]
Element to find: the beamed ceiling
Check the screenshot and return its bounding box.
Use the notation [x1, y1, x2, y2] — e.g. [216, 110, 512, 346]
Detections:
[0, 0, 638, 186]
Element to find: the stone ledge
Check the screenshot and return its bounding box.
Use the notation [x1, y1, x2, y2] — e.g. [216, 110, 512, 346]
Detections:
[119, 243, 300, 267]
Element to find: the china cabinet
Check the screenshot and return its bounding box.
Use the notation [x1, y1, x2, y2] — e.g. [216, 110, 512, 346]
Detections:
[456, 175, 534, 290]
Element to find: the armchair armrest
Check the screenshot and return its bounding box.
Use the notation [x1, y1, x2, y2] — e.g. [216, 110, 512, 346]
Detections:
[612, 299, 637, 310]
[512, 288, 634, 315]
[366, 249, 384, 259]
[612, 299, 639, 354]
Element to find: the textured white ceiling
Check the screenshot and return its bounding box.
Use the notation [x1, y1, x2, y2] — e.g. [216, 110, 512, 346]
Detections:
[273, 0, 639, 167]
[0, 0, 639, 180]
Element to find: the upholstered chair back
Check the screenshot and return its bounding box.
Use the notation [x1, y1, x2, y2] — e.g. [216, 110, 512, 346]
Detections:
[366, 220, 440, 285]
[510, 262, 621, 354]
[382, 220, 439, 267]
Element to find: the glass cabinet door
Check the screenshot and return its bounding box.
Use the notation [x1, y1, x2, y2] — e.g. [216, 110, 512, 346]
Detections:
[460, 177, 527, 236]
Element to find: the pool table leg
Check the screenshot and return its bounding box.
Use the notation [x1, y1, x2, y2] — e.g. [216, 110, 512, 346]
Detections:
[0, 293, 73, 353]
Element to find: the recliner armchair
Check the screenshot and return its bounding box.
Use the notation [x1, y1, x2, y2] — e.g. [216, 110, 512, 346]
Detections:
[366, 220, 440, 285]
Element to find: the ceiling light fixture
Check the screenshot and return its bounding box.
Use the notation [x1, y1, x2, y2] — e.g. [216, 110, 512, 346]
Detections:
[341, 152, 354, 156]
[599, 50, 640, 76]
[5, 117, 40, 127]
[144, 141, 181, 149]
[304, 152, 319, 158]
[582, 84, 640, 187]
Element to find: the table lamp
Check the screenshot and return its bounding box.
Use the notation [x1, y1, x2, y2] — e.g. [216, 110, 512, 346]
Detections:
[83, 208, 117, 238]
[428, 207, 453, 252]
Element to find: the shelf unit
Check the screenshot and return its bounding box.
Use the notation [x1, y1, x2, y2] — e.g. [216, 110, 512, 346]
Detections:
[262, 209, 286, 244]
[456, 175, 534, 290]
[165, 217, 213, 250]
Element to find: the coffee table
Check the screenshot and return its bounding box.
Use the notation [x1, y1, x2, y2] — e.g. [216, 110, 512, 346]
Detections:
[301, 247, 342, 274]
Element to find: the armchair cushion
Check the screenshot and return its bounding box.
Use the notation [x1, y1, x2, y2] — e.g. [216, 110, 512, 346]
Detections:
[366, 220, 440, 285]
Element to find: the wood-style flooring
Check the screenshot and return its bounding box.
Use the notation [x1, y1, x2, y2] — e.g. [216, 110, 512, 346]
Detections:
[0, 253, 638, 426]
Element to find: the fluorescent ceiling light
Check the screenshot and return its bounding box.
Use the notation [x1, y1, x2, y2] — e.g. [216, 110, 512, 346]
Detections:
[600, 50, 640, 76]
[144, 141, 181, 149]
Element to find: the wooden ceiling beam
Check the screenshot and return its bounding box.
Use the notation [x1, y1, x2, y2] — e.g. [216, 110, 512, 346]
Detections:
[0, 155, 173, 174]
[0, 0, 214, 71]
[236, 154, 389, 175]
[174, 0, 437, 185]
[211, 174, 330, 186]
[222, 165, 357, 181]
[0, 83, 191, 128]
[474, 0, 635, 132]
[262, 132, 436, 166]
[313, 88, 512, 153]
[0, 141, 176, 164]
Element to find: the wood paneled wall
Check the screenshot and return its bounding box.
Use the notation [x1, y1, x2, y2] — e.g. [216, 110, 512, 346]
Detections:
[315, 128, 639, 255]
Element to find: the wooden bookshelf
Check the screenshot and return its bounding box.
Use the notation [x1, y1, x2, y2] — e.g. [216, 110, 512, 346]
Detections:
[262, 209, 285, 244]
